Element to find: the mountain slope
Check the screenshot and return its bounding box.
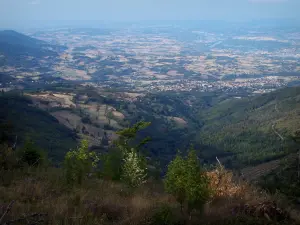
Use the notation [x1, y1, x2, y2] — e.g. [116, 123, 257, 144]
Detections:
[0, 93, 77, 162]
[197, 86, 300, 168]
[0, 30, 58, 57]
[0, 30, 66, 71]
[0, 30, 46, 47]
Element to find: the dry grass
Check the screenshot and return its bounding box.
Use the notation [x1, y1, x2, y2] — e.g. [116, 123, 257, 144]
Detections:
[0, 164, 297, 225]
[200, 164, 299, 225]
[204, 168, 266, 222]
[0, 168, 176, 225]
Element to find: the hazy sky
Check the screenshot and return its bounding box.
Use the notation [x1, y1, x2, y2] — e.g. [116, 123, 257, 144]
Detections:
[0, 0, 299, 28]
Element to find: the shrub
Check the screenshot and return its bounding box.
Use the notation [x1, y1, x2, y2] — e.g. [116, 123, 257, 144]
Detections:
[121, 148, 147, 187]
[164, 148, 211, 216]
[64, 139, 99, 185]
[206, 166, 244, 200]
[99, 121, 151, 186]
[103, 124, 115, 130]
[18, 138, 47, 167]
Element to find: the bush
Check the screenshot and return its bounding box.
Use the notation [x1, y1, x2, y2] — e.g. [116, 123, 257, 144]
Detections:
[121, 148, 147, 187]
[64, 140, 99, 185]
[18, 138, 47, 167]
[164, 148, 211, 216]
[103, 124, 115, 130]
[105, 121, 150, 187]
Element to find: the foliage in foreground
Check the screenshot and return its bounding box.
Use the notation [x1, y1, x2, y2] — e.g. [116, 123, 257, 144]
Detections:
[64, 139, 100, 185]
[164, 148, 211, 216]
[19, 138, 47, 167]
[101, 121, 150, 187]
[121, 148, 147, 187]
[0, 121, 299, 224]
[0, 160, 296, 225]
[64, 121, 150, 187]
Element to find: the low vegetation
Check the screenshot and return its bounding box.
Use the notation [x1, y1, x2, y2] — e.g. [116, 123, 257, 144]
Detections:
[0, 122, 298, 225]
[1, 87, 300, 224]
[164, 148, 211, 216]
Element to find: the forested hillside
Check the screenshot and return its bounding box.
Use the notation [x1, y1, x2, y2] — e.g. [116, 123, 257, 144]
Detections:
[2, 85, 300, 170]
[0, 120, 298, 225]
[197, 87, 300, 168]
[0, 93, 77, 162]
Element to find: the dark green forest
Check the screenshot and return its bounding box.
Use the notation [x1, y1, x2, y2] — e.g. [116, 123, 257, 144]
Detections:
[2, 85, 300, 171]
[0, 93, 77, 163]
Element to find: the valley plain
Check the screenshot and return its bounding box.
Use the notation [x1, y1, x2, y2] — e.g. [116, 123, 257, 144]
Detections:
[1, 22, 300, 94]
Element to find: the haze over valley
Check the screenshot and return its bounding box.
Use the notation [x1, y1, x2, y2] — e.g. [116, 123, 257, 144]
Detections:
[1, 20, 300, 168]
[1, 0, 300, 224]
[2, 22, 300, 95]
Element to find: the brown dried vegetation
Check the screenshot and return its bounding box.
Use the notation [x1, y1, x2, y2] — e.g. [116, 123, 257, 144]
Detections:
[0, 145, 297, 225]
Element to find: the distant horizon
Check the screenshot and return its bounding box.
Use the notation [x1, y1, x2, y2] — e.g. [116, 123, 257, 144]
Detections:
[1, 18, 300, 31]
[1, 0, 299, 30]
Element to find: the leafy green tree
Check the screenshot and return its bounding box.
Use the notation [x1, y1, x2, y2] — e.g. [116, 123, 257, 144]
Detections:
[100, 121, 151, 186]
[121, 148, 147, 187]
[164, 148, 211, 217]
[64, 140, 99, 185]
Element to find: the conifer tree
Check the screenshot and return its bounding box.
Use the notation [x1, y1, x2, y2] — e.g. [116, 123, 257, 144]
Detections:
[164, 147, 211, 216]
[164, 152, 186, 211]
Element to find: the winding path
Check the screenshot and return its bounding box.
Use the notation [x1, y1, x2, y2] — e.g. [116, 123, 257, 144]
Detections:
[272, 124, 284, 141]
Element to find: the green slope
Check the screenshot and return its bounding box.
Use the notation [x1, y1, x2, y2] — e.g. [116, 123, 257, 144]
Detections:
[258, 155, 300, 203]
[0, 93, 77, 162]
[197, 87, 300, 168]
